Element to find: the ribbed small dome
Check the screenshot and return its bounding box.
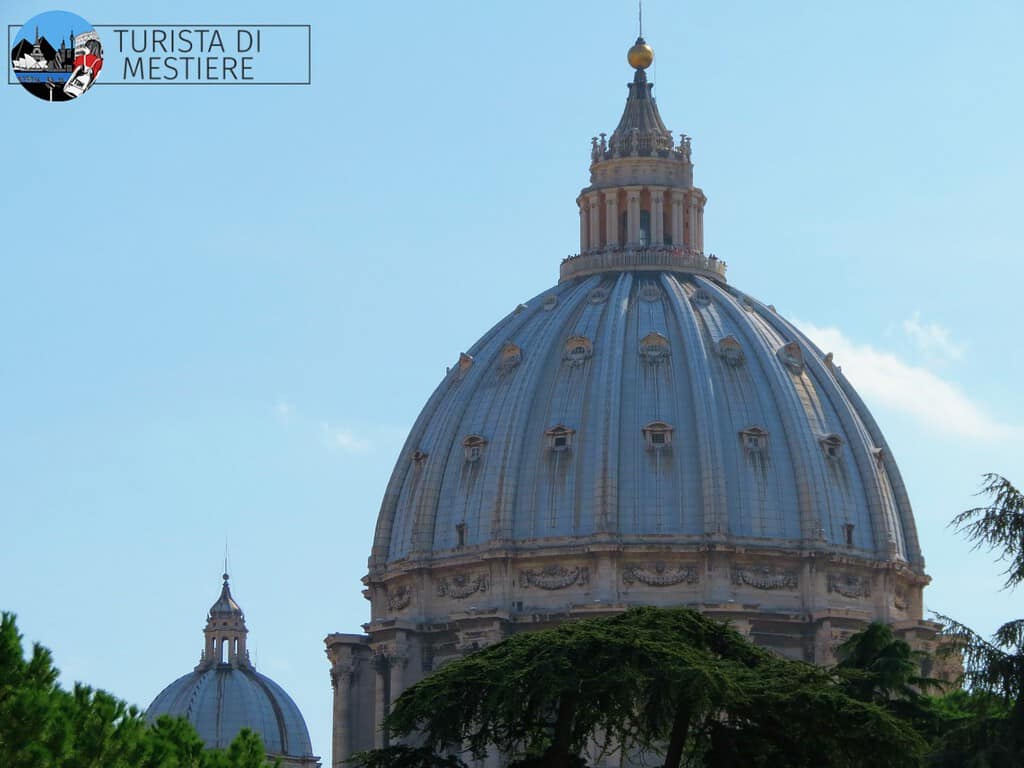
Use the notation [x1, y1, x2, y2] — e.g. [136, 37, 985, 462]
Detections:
[371, 271, 922, 571]
[148, 575, 319, 766]
[147, 667, 315, 759]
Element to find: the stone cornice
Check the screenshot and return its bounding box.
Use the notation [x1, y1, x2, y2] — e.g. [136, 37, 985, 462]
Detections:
[559, 247, 726, 283]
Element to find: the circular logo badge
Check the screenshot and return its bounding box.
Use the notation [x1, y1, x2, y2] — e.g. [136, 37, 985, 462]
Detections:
[11, 10, 103, 102]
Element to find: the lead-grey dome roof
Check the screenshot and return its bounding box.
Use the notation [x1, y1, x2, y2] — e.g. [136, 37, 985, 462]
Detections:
[370, 271, 923, 572]
[146, 666, 315, 759]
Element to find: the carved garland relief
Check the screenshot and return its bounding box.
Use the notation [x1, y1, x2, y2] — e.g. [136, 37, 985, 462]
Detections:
[436, 572, 489, 599]
[731, 566, 798, 590]
[386, 585, 412, 610]
[519, 565, 589, 590]
[622, 562, 699, 587]
[828, 573, 871, 599]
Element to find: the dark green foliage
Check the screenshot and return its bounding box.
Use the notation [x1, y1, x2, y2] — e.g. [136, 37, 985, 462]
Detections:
[929, 474, 1024, 765]
[0, 612, 275, 768]
[835, 621, 940, 704]
[951, 474, 1024, 590]
[932, 612, 1024, 765]
[352, 607, 925, 768]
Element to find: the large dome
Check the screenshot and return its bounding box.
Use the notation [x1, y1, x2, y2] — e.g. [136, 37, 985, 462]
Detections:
[372, 270, 921, 567]
[326, 34, 938, 767]
[148, 575, 319, 767]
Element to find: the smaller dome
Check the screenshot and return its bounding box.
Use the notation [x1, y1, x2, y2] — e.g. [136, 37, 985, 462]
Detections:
[627, 36, 654, 69]
[146, 574, 319, 766]
[147, 667, 316, 763]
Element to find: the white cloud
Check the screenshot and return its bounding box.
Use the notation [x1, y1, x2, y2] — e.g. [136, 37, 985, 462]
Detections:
[273, 400, 374, 454]
[902, 311, 966, 361]
[274, 400, 295, 424]
[798, 322, 1017, 442]
[320, 422, 371, 454]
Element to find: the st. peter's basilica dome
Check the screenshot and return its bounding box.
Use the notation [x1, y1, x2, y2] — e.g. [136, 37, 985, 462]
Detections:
[325, 34, 938, 767]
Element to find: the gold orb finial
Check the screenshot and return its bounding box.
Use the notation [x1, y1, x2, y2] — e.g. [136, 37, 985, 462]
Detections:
[628, 36, 654, 70]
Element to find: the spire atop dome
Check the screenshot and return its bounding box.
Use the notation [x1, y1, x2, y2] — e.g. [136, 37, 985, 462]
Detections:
[629, 2, 654, 69]
[199, 571, 250, 670]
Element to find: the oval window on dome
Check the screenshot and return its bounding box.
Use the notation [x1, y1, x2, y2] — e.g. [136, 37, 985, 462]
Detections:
[718, 335, 745, 366]
[563, 335, 593, 366]
[588, 286, 610, 304]
[542, 294, 558, 311]
[639, 283, 661, 302]
[691, 288, 711, 307]
[639, 331, 671, 363]
[498, 341, 522, 374]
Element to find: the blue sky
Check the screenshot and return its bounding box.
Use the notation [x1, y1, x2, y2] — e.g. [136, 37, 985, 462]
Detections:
[2, 0, 1023, 763]
[11, 10, 91, 46]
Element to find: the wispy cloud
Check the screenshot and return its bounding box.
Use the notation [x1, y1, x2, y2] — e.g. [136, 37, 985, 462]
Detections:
[272, 399, 374, 454]
[902, 312, 965, 362]
[799, 322, 1016, 442]
[274, 400, 295, 425]
[320, 423, 371, 454]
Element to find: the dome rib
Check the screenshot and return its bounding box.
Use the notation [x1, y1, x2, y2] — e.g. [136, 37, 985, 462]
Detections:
[768, 311, 901, 558]
[701, 280, 825, 543]
[663, 274, 729, 537]
[590, 274, 632, 535]
[508, 278, 597, 541]
[830, 357, 924, 565]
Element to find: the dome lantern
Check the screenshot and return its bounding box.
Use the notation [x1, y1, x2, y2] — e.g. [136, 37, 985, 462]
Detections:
[200, 572, 249, 669]
[571, 35, 717, 283]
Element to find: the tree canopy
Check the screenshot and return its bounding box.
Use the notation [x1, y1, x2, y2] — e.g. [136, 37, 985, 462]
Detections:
[932, 474, 1024, 765]
[951, 473, 1024, 590]
[355, 607, 925, 768]
[0, 611, 276, 768]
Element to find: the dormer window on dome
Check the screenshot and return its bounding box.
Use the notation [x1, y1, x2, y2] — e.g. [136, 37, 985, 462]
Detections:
[456, 352, 474, 378]
[691, 288, 711, 307]
[741, 426, 769, 455]
[498, 341, 522, 374]
[820, 433, 843, 460]
[563, 335, 594, 366]
[639, 282, 661, 302]
[462, 435, 487, 463]
[718, 335, 745, 366]
[872, 447, 885, 469]
[639, 331, 671, 363]
[642, 421, 674, 451]
[545, 424, 576, 452]
[777, 341, 804, 373]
